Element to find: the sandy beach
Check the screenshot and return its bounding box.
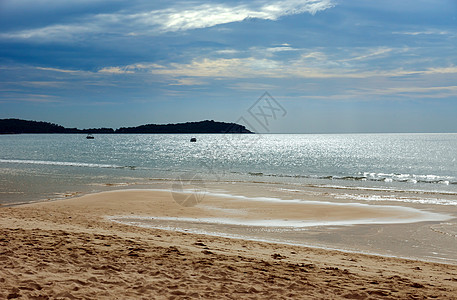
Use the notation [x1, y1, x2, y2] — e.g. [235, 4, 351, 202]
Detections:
[1, 189, 457, 299]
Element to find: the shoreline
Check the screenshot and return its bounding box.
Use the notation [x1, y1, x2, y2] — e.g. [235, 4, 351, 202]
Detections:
[1, 188, 457, 298]
[3, 184, 457, 263]
[109, 215, 457, 266]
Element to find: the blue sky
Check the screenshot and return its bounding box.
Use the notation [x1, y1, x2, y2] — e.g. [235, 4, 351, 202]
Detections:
[1, 0, 456, 133]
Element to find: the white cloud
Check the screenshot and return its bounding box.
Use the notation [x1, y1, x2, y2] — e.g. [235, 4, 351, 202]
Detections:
[142, 0, 334, 32]
[290, 84, 457, 101]
[299, 51, 328, 61]
[230, 82, 278, 90]
[98, 67, 134, 74]
[97, 54, 457, 81]
[21, 81, 64, 87]
[96, 57, 340, 79]
[35, 67, 80, 73]
[0, 93, 61, 103]
[0, 0, 335, 40]
[423, 66, 457, 75]
[216, 49, 240, 55]
[346, 85, 457, 99]
[393, 30, 450, 36]
[0, 24, 95, 41]
[149, 58, 280, 78]
[168, 78, 206, 86]
[340, 48, 393, 62]
[393, 86, 457, 93]
[98, 63, 165, 74]
[266, 46, 299, 53]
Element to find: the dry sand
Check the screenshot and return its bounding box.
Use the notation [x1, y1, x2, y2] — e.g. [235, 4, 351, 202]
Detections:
[1, 189, 457, 299]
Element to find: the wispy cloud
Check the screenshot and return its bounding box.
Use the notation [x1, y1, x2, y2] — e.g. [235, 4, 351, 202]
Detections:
[230, 82, 278, 91]
[215, 49, 240, 55]
[98, 67, 134, 74]
[290, 85, 457, 101]
[423, 66, 457, 75]
[142, 0, 335, 32]
[1, 80, 63, 88]
[0, 93, 61, 103]
[97, 54, 457, 81]
[393, 30, 450, 36]
[364, 85, 457, 97]
[98, 63, 165, 74]
[1, 24, 94, 40]
[340, 48, 393, 62]
[341, 85, 457, 100]
[144, 58, 283, 78]
[168, 78, 206, 86]
[21, 81, 64, 87]
[35, 67, 81, 73]
[265, 46, 300, 53]
[0, 0, 335, 40]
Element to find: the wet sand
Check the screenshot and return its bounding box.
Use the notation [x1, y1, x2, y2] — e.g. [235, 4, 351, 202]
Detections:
[1, 189, 457, 299]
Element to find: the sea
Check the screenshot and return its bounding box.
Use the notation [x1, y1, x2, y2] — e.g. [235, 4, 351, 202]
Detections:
[1, 133, 457, 205]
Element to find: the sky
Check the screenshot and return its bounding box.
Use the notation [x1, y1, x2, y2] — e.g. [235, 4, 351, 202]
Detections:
[0, 0, 456, 133]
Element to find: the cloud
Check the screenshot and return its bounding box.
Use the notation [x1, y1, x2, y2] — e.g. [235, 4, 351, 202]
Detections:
[0, 0, 335, 40]
[393, 30, 450, 36]
[168, 78, 206, 86]
[97, 52, 457, 82]
[266, 46, 300, 53]
[101, 58, 322, 79]
[35, 67, 81, 73]
[371, 85, 457, 95]
[346, 85, 457, 100]
[0, 93, 61, 103]
[290, 85, 457, 101]
[215, 49, 240, 55]
[20, 81, 64, 87]
[146, 58, 282, 78]
[98, 67, 134, 74]
[0, 24, 94, 41]
[340, 48, 393, 62]
[142, 0, 335, 32]
[230, 82, 278, 90]
[423, 66, 457, 75]
[98, 63, 165, 74]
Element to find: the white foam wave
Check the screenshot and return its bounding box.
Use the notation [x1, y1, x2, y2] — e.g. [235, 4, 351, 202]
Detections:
[361, 171, 455, 184]
[312, 184, 457, 196]
[332, 193, 457, 206]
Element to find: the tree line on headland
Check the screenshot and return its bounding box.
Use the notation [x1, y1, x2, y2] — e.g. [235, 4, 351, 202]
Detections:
[0, 119, 253, 134]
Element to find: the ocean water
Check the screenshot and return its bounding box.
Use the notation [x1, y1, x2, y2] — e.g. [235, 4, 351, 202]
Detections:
[1, 133, 457, 205]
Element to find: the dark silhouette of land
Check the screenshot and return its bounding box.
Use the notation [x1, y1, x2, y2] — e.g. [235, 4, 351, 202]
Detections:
[0, 119, 253, 134]
[116, 120, 251, 133]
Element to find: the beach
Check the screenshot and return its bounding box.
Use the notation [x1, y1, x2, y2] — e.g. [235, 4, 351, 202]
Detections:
[2, 133, 457, 298]
[1, 188, 457, 299]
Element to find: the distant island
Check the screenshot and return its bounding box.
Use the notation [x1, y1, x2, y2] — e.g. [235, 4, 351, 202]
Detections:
[0, 119, 253, 134]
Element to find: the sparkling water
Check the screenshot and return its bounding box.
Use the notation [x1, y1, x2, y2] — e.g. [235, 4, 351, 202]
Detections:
[1, 133, 457, 204]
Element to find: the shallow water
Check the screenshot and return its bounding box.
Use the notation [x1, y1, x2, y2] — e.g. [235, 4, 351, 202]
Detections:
[107, 184, 457, 264]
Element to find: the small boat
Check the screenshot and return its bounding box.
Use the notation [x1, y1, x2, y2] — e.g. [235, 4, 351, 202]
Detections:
[190, 137, 197, 142]
[86, 134, 95, 139]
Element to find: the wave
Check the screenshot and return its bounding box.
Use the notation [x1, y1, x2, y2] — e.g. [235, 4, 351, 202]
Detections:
[360, 172, 456, 185]
[331, 193, 457, 206]
[306, 184, 457, 196]
[0, 159, 138, 170]
[243, 170, 457, 185]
